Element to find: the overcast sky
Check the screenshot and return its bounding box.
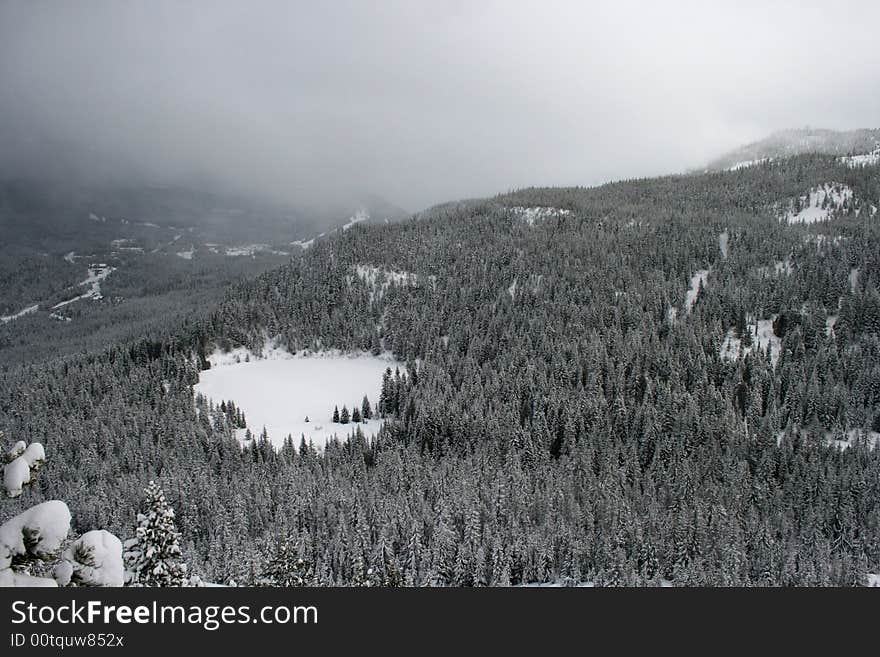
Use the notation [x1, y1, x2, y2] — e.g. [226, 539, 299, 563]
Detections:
[1, 0, 879, 211]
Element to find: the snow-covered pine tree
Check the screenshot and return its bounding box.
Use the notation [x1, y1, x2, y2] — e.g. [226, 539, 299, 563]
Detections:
[361, 395, 372, 420]
[124, 481, 188, 587]
[258, 535, 316, 586]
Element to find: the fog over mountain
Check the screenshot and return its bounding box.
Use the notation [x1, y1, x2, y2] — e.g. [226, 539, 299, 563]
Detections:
[2, 0, 880, 212]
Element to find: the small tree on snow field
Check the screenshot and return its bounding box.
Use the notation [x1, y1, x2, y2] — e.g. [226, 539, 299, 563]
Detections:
[361, 395, 372, 420]
[124, 481, 188, 587]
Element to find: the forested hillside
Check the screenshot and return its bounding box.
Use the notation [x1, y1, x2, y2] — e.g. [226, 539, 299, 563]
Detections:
[2, 153, 879, 586]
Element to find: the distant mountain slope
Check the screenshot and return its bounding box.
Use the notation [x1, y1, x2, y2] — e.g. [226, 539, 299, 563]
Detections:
[706, 128, 880, 171]
[0, 179, 406, 248]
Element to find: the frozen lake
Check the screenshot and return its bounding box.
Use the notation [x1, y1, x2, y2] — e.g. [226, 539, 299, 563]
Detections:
[194, 347, 400, 449]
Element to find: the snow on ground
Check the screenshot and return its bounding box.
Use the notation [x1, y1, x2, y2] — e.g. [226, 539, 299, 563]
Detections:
[849, 268, 859, 294]
[803, 234, 847, 252]
[291, 238, 315, 250]
[342, 209, 370, 231]
[684, 270, 709, 314]
[508, 278, 518, 300]
[509, 206, 572, 226]
[1, 304, 39, 324]
[866, 574, 880, 587]
[775, 258, 793, 275]
[176, 247, 195, 260]
[827, 429, 880, 451]
[720, 315, 781, 367]
[784, 183, 853, 224]
[825, 314, 838, 337]
[195, 346, 402, 449]
[728, 157, 771, 171]
[758, 258, 794, 277]
[840, 147, 880, 168]
[518, 580, 596, 587]
[52, 264, 115, 310]
[225, 244, 289, 257]
[353, 264, 417, 302]
[63, 251, 77, 264]
[718, 231, 729, 259]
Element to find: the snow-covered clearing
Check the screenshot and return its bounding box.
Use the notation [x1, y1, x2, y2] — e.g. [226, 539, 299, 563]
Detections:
[720, 316, 781, 367]
[225, 244, 289, 257]
[784, 183, 853, 224]
[684, 270, 709, 314]
[728, 157, 771, 171]
[803, 234, 847, 252]
[718, 231, 729, 259]
[1, 304, 38, 324]
[827, 429, 880, 451]
[51, 265, 114, 310]
[353, 264, 417, 302]
[509, 206, 572, 226]
[194, 346, 401, 449]
[290, 238, 315, 250]
[849, 268, 859, 294]
[342, 209, 370, 231]
[840, 147, 880, 168]
[176, 247, 195, 260]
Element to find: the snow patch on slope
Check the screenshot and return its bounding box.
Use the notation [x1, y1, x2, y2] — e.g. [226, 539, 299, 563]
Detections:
[840, 146, 880, 168]
[225, 244, 289, 257]
[728, 157, 771, 171]
[342, 209, 370, 231]
[684, 270, 709, 314]
[784, 183, 853, 225]
[720, 316, 781, 367]
[509, 206, 572, 226]
[353, 264, 417, 303]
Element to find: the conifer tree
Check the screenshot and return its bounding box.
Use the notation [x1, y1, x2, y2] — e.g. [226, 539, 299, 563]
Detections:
[124, 481, 189, 587]
[361, 395, 372, 420]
